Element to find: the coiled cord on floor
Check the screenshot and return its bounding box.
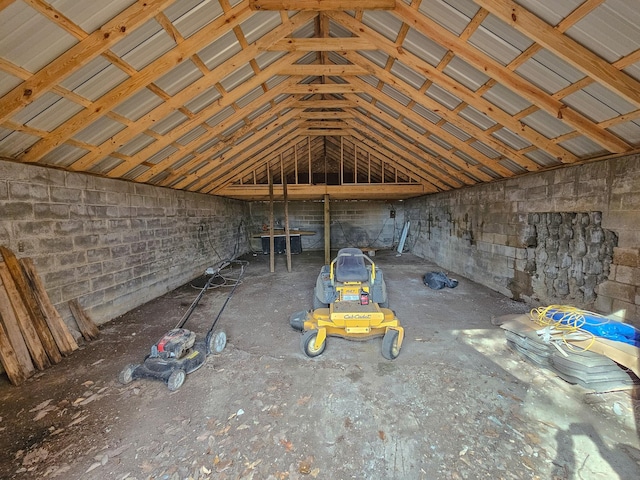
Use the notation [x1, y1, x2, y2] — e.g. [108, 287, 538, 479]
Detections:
[529, 305, 611, 352]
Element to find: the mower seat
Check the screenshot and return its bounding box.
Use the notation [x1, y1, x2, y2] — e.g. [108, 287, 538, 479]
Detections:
[335, 248, 369, 283]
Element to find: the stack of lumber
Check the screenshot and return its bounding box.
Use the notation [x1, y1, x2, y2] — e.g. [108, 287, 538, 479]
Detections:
[0, 246, 80, 385]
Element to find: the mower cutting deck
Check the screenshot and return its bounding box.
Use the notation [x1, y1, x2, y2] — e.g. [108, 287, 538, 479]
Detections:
[290, 248, 404, 359]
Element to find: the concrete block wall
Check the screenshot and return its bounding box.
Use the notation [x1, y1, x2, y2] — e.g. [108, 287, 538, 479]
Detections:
[249, 200, 404, 252]
[405, 155, 640, 326]
[0, 160, 250, 331]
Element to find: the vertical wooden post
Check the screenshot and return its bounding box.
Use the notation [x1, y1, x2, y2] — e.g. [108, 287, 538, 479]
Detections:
[294, 142, 298, 184]
[308, 136, 312, 184]
[340, 136, 344, 184]
[354, 144, 358, 184]
[324, 194, 330, 265]
[282, 157, 292, 273]
[268, 164, 275, 273]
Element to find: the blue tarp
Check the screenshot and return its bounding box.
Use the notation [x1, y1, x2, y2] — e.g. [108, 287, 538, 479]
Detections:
[547, 309, 640, 348]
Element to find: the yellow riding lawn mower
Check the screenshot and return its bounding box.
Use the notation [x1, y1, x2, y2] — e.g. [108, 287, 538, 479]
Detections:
[289, 248, 404, 360]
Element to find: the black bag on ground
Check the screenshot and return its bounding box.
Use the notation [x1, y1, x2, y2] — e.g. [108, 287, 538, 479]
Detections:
[423, 271, 459, 290]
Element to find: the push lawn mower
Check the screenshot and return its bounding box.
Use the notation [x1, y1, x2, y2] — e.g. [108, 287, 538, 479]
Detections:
[118, 260, 245, 391]
[289, 248, 404, 360]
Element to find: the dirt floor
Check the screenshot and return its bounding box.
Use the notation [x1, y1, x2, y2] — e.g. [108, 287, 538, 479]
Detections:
[0, 250, 639, 480]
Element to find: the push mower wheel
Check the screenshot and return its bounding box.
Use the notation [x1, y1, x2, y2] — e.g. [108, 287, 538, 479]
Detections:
[118, 364, 136, 384]
[301, 329, 325, 358]
[208, 331, 227, 354]
[167, 369, 186, 391]
[381, 329, 400, 360]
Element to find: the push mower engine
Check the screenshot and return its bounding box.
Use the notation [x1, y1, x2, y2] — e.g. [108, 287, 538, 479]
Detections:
[151, 328, 196, 360]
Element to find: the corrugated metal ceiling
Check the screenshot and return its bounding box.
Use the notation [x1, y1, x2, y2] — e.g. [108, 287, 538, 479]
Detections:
[0, 0, 638, 201]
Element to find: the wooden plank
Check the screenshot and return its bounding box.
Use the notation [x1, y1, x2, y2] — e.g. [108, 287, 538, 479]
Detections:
[278, 64, 368, 76]
[292, 100, 355, 108]
[298, 128, 354, 136]
[0, 274, 35, 384]
[324, 194, 331, 265]
[250, 0, 395, 11]
[68, 299, 99, 341]
[269, 166, 275, 273]
[20, 258, 78, 356]
[0, 262, 50, 370]
[298, 111, 354, 119]
[268, 38, 376, 51]
[0, 247, 62, 364]
[282, 158, 292, 273]
[0, 310, 27, 385]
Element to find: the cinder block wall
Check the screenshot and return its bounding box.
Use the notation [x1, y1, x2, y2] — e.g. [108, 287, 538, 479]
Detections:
[248, 200, 404, 252]
[405, 155, 640, 325]
[0, 160, 250, 330]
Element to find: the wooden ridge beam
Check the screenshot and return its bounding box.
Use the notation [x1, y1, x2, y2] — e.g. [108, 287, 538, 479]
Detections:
[298, 129, 355, 135]
[298, 111, 354, 119]
[292, 100, 355, 108]
[216, 183, 429, 200]
[250, 0, 395, 10]
[285, 84, 362, 94]
[267, 37, 377, 51]
[277, 64, 369, 76]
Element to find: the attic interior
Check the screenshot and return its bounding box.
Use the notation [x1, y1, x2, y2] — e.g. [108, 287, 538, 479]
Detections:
[0, 1, 640, 478]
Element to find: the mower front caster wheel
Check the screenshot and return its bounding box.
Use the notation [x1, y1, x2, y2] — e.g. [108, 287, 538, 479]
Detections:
[167, 369, 186, 391]
[382, 329, 400, 360]
[118, 364, 136, 385]
[208, 331, 227, 354]
[301, 330, 326, 358]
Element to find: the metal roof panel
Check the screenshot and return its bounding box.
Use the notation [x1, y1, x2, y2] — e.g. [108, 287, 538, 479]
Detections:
[49, 0, 136, 33]
[426, 83, 462, 110]
[40, 144, 88, 167]
[111, 19, 176, 70]
[525, 148, 561, 167]
[362, 10, 403, 42]
[220, 64, 255, 91]
[73, 117, 127, 146]
[198, 29, 242, 70]
[149, 111, 189, 135]
[491, 127, 532, 150]
[240, 11, 282, 44]
[418, 0, 478, 36]
[0, 2, 78, 72]
[12, 94, 84, 132]
[559, 136, 608, 157]
[412, 104, 441, 124]
[0, 71, 21, 97]
[458, 105, 496, 130]
[117, 133, 156, 156]
[468, 14, 532, 65]
[519, 109, 573, 138]
[154, 60, 204, 96]
[513, 0, 583, 26]
[164, 0, 224, 39]
[60, 57, 129, 101]
[443, 56, 490, 91]
[389, 60, 427, 89]
[567, 0, 640, 62]
[0, 130, 39, 157]
[482, 84, 532, 115]
[176, 126, 207, 146]
[403, 28, 448, 67]
[381, 84, 411, 107]
[112, 88, 163, 121]
[184, 86, 222, 114]
[608, 120, 640, 144]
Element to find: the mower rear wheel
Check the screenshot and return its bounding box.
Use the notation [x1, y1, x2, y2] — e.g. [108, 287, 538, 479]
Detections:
[167, 369, 186, 391]
[301, 329, 325, 358]
[381, 329, 400, 360]
[118, 364, 136, 384]
[208, 331, 227, 354]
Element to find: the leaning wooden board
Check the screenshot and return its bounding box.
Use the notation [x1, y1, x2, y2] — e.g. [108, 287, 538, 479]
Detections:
[0, 273, 35, 384]
[20, 257, 78, 356]
[0, 262, 49, 370]
[0, 246, 62, 364]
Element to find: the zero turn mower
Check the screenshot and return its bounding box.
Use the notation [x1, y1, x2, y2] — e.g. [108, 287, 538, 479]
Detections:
[290, 248, 404, 359]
